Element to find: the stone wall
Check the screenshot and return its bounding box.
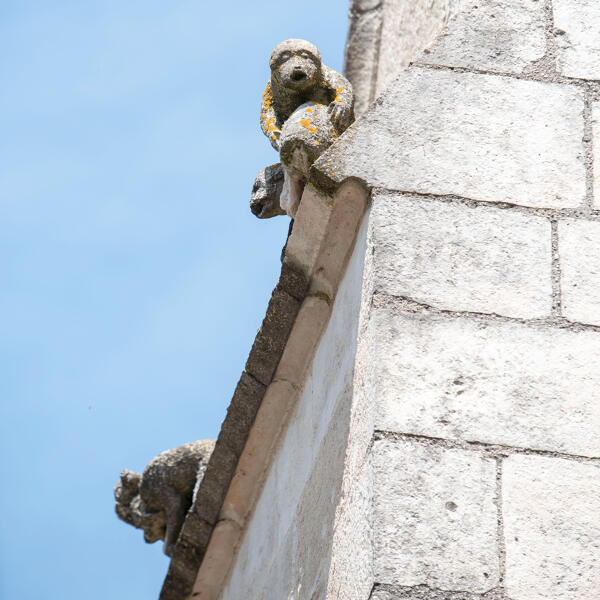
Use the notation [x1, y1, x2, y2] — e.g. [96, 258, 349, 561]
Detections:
[190, 1, 600, 598]
[326, 0, 600, 598]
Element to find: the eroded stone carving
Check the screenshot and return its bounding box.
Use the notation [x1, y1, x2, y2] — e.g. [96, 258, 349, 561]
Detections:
[252, 39, 355, 218]
[250, 163, 286, 218]
[114, 439, 215, 557]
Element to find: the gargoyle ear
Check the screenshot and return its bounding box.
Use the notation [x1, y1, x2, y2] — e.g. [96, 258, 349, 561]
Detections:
[115, 469, 142, 504]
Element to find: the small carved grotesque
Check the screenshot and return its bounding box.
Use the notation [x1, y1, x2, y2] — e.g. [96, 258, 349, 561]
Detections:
[250, 163, 285, 218]
[253, 39, 354, 218]
[114, 439, 215, 557]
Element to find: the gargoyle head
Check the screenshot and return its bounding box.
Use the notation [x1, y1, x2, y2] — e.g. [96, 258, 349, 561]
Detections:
[250, 163, 285, 218]
[114, 469, 167, 545]
[270, 39, 322, 93]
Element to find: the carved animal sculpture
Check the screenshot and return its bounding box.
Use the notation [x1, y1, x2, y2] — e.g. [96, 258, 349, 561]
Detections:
[255, 39, 354, 217]
[114, 439, 215, 557]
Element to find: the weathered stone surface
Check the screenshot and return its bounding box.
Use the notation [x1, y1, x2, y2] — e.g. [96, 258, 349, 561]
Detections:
[284, 184, 333, 277]
[350, 0, 381, 11]
[249, 163, 285, 219]
[325, 215, 375, 600]
[217, 372, 265, 457]
[326, 456, 374, 600]
[191, 439, 239, 527]
[559, 219, 600, 326]
[190, 519, 241, 600]
[370, 584, 504, 599]
[114, 440, 215, 557]
[373, 437, 499, 592]
[244, 287, 300, 386]
[161, 539, 205, 600]
[372, 193, 552, 319]
[274, 295, 331, 388]
[260, 39, 354, 217]
[219, 214, 368, 600]
[554, 0, 600, 81]
[278, 258, 309, 300]
[316, 68, 586, 209]
[376, 0, 455, 94]
[310, 179, 369, 300]
[423, 0, 546, 74]
[503, 454, 600, 600]
[372, 307, 600, 457]
[594, 102, 600, 208]
[344, 7, 382, 115]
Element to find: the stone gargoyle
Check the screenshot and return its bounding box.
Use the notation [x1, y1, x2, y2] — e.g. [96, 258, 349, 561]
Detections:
[114, 439, 215, 557]
[251, 39, 354, 219]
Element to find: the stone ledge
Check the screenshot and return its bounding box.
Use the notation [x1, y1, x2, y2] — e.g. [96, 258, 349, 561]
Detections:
[159, 179, 369, 600]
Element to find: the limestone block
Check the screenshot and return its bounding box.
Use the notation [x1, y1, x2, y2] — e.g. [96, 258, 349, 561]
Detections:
[559, 219, 600, 326]
[424, 0, 546, 74]
[373, 437, 499, 592]
[594, 102, 600, 208]
[316, 68, 586, 209]
[372, 193, 552, 319]
[554, 0, 600, 81]
[370, 585, 505, 599]
[372, 307, 600, 457]
[503, 454, 600, 600]
[376, 0, 456, 94]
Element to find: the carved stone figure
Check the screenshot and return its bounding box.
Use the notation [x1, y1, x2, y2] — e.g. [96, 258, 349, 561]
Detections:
[114, 439, 215, 557]
[250, 163, 285, 218]
[253, 39, 354, 218]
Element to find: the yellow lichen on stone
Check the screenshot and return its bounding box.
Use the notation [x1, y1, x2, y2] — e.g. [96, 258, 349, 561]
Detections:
[299, 118, 318, 134]
[262, 83, 274, 111]
[306, 108, 314, 113]
[266, 117, 277, 132]
[335, 87, 343, 102]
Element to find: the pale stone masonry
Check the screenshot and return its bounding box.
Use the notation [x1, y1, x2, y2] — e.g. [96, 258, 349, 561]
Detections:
[423, 0, 547, 74]
[503, 455, 600, 600]
[371, 193, 553, 318]
[594, 102, 600, 207]
[373, 438, 500, 592]
[319, 68, 587, 208]
[160, 1, 600, 599]
[372, 306, 600, 458]
[553, 0, 600, 80]
[559, 219, 600, 326]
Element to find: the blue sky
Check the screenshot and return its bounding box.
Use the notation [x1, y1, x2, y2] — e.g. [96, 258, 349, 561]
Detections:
[0, 1, 349, 597]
